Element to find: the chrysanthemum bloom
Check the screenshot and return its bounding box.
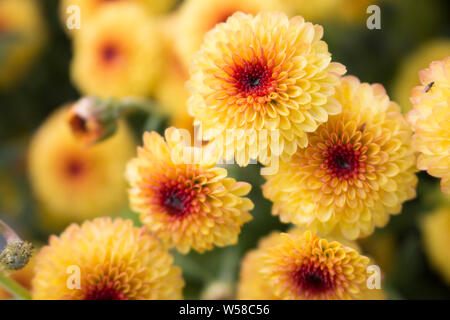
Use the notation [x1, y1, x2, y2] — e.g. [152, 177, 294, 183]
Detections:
[406, 57, 450, 195]
[28, 107, 135, 226]
[126, 128, 254, 253]
[187, 12, 346, 166]
[263, 76, 418, 239]
[71, 3, 162, 98]
[421, 205, 450, 285]
[238, 230, 385, 300]
[393, 40, 450, 113]
[60, 0, 175, 34]
[173, 0, 284, 69]
[0, 0, 46, 89]
[32, 218, 184, 300]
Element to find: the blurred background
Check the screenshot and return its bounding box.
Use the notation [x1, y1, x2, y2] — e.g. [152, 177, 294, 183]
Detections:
[0, 0, 449, 299]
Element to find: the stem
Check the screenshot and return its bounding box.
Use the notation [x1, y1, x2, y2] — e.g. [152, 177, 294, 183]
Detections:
[0, 271, 31, 300]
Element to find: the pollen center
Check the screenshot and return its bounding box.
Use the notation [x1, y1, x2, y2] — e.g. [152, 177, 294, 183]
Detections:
[84, 284, 126, 300]
[324, 143, 361, 179]
[293, 264, 334, 295]
[99, 42, 121, 65]
[233, 60, 272, 97]
[159, 183, 194, 217]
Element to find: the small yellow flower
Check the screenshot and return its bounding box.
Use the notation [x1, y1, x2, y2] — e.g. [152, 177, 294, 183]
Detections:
[32, 218, 184, 300]
[393, 40, 450, 113]
[406, 57, 450, 195]
[60, 0, 175, 34]
[188, 12, 346, 166]
[28, 107, 135, 226]
[126, 128, 254, 253]
[0, 0, 46, 89]
[173, 0, 285, 69]
[70, 3, 162, 98]
[263, 76, 418, 239]
[421, 205, 450, 285]
[238, 230, 385, 300]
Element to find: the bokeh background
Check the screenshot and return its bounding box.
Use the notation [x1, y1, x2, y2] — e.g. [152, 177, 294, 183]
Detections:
[0, 0, 449, 299]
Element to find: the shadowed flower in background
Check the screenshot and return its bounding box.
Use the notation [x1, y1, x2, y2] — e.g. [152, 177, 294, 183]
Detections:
[70, 3, 162, 98]
[263, 76, 417, 239]
[238, 230, 385, 300]
[421, 204, 450, 286]
[187, 11, 345, 166]
[28, 107, 135, 229]
[406, 57, 450, 195]
[126, 129, 254, 253]
[0, 0, 46, 89]
[32, 217, 184, 300]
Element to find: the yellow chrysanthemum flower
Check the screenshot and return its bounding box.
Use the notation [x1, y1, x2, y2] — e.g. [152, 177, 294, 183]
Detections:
[187, 12, 346, 166]
[0, 0, 46, 89]
[263, 76, 418, 240]
[393, 40, 450, 113]
[406, 57, 450, 195]
[70, 3, 162, 98]
[126, 128, 254, 253]
[28, 107, 135, 226]
[238, 230, 385, 300]
[421, 205, 450, 285]
[173, 0, 284, 69]
[32, 218, 184, 300]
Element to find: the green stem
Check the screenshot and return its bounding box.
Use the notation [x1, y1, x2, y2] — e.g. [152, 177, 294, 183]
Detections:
[0, 271, 31, 300]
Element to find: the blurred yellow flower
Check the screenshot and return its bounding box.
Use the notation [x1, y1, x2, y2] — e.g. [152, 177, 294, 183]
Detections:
[126, 128, 254, 253]
[0, 0, 46, 89]
[32, 217, 184, 300]
[70, 3, 162, 98]
[263, 76, 417, 240]
[238, 230, 385, 300]
[421, 205, 450, 285]
[406, 57, 450, 195]
[154, 19, 194, 136]
[60, 0, 175, 34]
[393, 40, 450, 113]
[173, 0, 285, 69]
[28, 106, 135, 226]
[281, 0, 377, 23]
[188, 12, 346, 166]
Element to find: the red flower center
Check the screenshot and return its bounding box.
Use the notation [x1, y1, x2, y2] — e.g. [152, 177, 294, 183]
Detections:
[159, 182, 195, 218]
[84, 284, 127, 300]
[323, 143, 361, 179]
[99, 42, 121, 65]
[293, 264, 334, 295]
[233, 60, 273, 97]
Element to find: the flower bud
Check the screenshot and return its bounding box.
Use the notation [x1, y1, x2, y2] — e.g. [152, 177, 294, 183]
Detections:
[67, 97, 119, 146]
[0, 240, 33, 272]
